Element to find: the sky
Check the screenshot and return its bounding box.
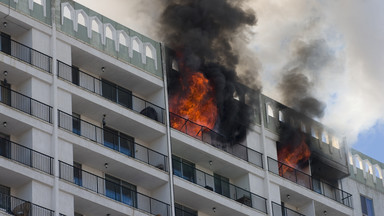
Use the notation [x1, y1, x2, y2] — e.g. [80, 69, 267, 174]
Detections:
[75, 0, 384, 163]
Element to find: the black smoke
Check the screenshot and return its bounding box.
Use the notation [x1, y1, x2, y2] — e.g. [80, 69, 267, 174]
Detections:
[279, 40, 331, 119]
[161, 0, 260, 143]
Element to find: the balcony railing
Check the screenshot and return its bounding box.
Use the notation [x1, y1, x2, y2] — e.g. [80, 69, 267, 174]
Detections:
[267, 157, 353, 208]
[58, 110, 168, 171]
[59, 161, 170, 216]
[271, 202, 305, 216]
[0, 138, 53, 175]
[0, 192, 54, 216]
[0, 85, 52, 123]
[173, 158, 267, 214]
[175, 207, 197, 216]
[0, 34, 52, 72]
[170, 112, 263, 168]
[57, 61, 165, 123]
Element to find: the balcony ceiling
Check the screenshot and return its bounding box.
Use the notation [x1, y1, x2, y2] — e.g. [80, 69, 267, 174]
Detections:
[71, 46, 163, 98]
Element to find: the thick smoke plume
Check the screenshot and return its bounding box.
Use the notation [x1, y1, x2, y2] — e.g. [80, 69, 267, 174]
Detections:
[161, 0, 260, 143]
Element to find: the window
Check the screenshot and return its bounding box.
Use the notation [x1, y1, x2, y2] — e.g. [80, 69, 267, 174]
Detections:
[33, 0, 42, 5]
[101, 79, 132, 109]
[77, 13, 86, 26]
[105, 174, 137, 207]
[73, 162, 82, 186]
[132, 39, 140, 52]
[361, 195, 375, 216]
[103, 127, 134, 157]
[175, 203, 197, 216]
[0, 81, 11, 106]
[91, 20, 100, 33]
[0, 184, 10, 211]
[105, 26, 113, 39]
[214, 173, 230, 198]
[267, 104, 274, 117]
[172, 155, 195, 182]
[119, 33, 127, 46]
[145, 45, 154, 58]
[63, 6, 72, 19]
[0, 135, 10, 159]
[72, 113, 81, 135]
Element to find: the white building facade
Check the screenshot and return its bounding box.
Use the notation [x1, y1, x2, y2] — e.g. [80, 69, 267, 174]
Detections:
[0, 1, 382, 216]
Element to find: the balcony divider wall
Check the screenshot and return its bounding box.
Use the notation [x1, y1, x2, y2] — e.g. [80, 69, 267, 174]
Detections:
[58, 161, 170, 216]
[58, 110, 168, 171]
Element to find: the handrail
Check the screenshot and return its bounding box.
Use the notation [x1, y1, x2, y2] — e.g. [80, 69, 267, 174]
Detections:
[58, 110, 168, 171]
[173, 157, 268, 214]
[0, 137, 53, 175]
[0, 34, 52, 72]
[59, 161, 170, 216]
[0, 192, 54, 216]
[271, 202, 305, 216]
[57, 60, 165, 123]
[0, 84, 52, 123]
[267, 157, 353, 208]
[169, 112, 264, 168]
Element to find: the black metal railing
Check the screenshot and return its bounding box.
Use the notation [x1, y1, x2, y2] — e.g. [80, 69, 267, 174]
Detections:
[271, 202, 305, 216]
[58, 110, 168, 171]
[267, 157, 353, 208]
[0, 193, 54, 216]
[0, 85, 52, 123]
[170, 112, 263, 168]
[59, 161, 170, 216]
[0, 34, 52, 72]
[175, 207, 197, 216]
[173, 159, 267, 214]
[0, 138, 53, 175]
[57, 61, 165, 123]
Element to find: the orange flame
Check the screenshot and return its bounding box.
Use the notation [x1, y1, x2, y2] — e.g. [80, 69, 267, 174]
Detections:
[169, 66, 217, 138]
[278, 134, 311, 175]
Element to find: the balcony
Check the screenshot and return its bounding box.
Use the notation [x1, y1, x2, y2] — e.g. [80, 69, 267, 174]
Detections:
[0, 33, 52, 73]
[173, 158, 267, 214]
[170, 112, 263, 168]
[0, 138, 53, 175]
[0, 192, 54, 216]
[271, 202, 305, 216]
[0, 84, 52, 123]
[57, 61, 165, 124]
[58, 110, 168, 171]
[59, 161, 170, 216]
[267, 157, 353, 208]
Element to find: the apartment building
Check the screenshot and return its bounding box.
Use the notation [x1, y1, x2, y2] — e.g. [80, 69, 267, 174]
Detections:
[0, 0, 382, 216]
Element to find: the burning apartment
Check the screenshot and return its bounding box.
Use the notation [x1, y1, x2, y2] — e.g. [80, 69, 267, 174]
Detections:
[0, 0, 383, 216]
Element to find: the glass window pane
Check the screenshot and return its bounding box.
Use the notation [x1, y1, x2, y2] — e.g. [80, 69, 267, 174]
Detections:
[117, 87, 132, 109]
[102, 79, 117, 102]
[120, 133, 134, 157]
[103, 127, 118, 151]
[105, 175, 121, 201]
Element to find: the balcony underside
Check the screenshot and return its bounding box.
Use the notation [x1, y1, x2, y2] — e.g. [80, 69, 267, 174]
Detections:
[0, 158, 53, 188]
[171, 130, 263, 180]
[173, 178, 263, 216]
[70, 44, 163, 98]
[62, 132, 168, 190]
[68, 88, 166, 143]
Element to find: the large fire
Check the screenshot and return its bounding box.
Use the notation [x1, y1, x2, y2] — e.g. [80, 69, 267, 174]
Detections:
[169, 62, 218, 138]
[278, 133, 311, 175]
